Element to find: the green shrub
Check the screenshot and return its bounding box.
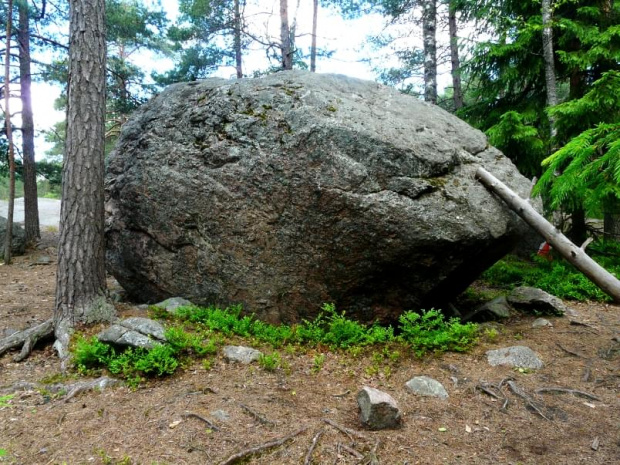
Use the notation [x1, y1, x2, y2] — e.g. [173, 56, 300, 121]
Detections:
[481, 248, 616, 301]
[258, 352, 281, 371]
[398, 309, 478, 357]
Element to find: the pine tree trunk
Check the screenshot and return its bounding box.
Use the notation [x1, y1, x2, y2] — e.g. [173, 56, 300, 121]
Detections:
[542, 0, 558, 137]
[18, 1, 40, 245]
[310, 0, 318, 72]
[234, 0, 243, 78]
[604, 199, 620, 242]
[422, 0, 437, 104]
[448, 1, 463, 110]
[3, 0, 15, 265]
[280, 0, 292, 70]
[55, 0, 113, 360]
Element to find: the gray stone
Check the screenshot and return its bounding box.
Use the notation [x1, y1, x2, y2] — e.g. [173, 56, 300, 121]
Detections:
[486, 345, 544, 369]
[357, 386, 401, 430]
[464, 296, 512, 322]
[0, 216, 26, 256]
[97, 317, 166, 349]
[32, 256, 52, 266]
[153, 297, 194, 313]
[532, 317, 553, 328]
[120, 317, 166, 340]
[223, 345, 262, 364]
[404, 376, 449, 399]
[507, 286, 576, 317]
[105, 71, 533, 323]
[211, 409, 230, 422]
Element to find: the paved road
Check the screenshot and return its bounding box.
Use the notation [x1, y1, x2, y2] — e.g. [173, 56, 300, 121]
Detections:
[0, 198, 61, 227]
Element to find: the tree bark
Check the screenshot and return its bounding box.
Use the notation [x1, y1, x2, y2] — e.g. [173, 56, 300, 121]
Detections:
[280, 0, 292, 70]
[448, 0, 463, 110]
[55, 0, 113, 360]
[3, 0, 15, 265]
[310, 0, 318, 72]
[603, 199, 620, 242]
[234, 0, 243, 78]
[18, 0, 40, 245]
[542, 0, 558, 137]
[422, 0, 437, 104]
[476, 167, 620, 302]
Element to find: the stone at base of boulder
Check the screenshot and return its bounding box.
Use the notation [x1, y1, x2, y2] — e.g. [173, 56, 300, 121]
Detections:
[486, 345, 544, 369]
[404, 376, 449, 399]
[507, 287, 576, 317]
[154, 297, 195, 314]
[223, 345, 262, 364]
[357, 386, 401, 430]
[97, 317, 166, 349]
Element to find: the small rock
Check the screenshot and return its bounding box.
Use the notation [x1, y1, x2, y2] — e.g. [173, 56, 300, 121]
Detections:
[532, 318, 552, 328]
[507, 287, 577, 317]
[31, 256, 52, 266]
[154, 297, 194, 313]
[97, 317, 166, 349]
[223, 345, 262, 364]
[404, 376, 449, 399]
[120, 317, 166, 341]
[357, 386, 401, 430]
[464, 296, 512, 322]
[211, 409, 230, 422]
[486, 345, 544, 369]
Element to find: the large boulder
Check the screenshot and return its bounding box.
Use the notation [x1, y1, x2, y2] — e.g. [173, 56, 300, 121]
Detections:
[105, 71, 532, 323]
[0, 216, 26, 256]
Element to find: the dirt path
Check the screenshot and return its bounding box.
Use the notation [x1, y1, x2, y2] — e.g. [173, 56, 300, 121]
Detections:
[1, 240, 619, 465]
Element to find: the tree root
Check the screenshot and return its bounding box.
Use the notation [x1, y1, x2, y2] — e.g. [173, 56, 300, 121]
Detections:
[240, 403, 275, 426]
[0, 376, 120, 401]
[218, 427, 307, 465]
[183, 412, 220, 431]
[0, 319, 54, 361]
[535, 387, 600, 401]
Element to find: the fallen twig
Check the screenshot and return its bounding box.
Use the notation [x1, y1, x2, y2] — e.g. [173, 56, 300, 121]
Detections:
[476, 382, 502, 400]
[331, 389, 351, 398]
[304, 429, 324, 465]
[507, 381, 551, 421]
[323, 418, 370, 442]
[63, 377, 121, 402]
[240, 403, 275, 426]
[358, 440, 381, 465]
[340, 443, 364, 460]
[218, 427, 307, 465]
[183, 412, 220, 431]
[556, 343, 586, 358]
[535, 387, 600, 401]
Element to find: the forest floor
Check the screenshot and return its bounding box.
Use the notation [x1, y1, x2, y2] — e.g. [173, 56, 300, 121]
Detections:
[0, 231, 619, 465]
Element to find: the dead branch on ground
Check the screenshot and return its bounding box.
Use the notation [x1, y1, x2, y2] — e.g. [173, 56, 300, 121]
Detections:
[218, 427, 307, 465]
[304, 429, 324, 465]
[506, 381, 551, 421]
[322, 418, 370, 442]
[240, 403, 275, 426]
[535, 387, 599, 401]
[183, 412, 220, 431]
[556, 342, 586, 358]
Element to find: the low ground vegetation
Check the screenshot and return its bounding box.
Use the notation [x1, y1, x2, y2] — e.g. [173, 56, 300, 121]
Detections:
[481, 240, 620, 301]
[73, 304, 478, 387]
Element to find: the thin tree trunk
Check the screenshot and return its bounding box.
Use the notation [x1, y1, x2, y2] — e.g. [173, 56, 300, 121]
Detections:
[280, 0, 292, 70]
[55, 0, 113, 361]
[542, 0, 558, 137]
[3, 0, 15, 265]
[18, 0, 40, 245]
[234, 0, 243, 78]
[604, 200, 620, 242]
[476, 167, 620, 302]
[448, 1, 463, 110]
[310, 0, 318, 72]
[422, 0, 437, 104]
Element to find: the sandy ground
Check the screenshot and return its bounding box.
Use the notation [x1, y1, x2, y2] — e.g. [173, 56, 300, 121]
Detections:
[0, 235, 619, 465]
